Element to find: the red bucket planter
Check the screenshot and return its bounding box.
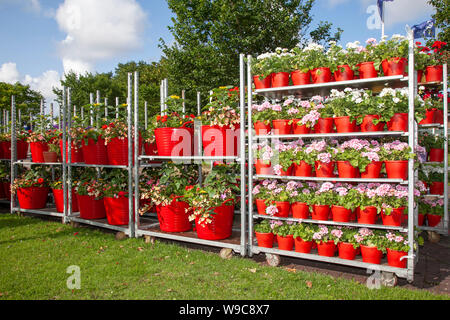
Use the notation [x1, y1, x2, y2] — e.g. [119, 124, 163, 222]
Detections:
[385, 160, 408, 180]
[314, 118, 334, 133]
[360, 245, 383, 264]
[254, 121, 272, 135]
[81, 138, 109, 165]
[293, 161, 313, 177]
[315, 161, 335, 178]
[253, 74, 272, 90]
[358, 62, 378, 79]
[434, 110, 444, 124]
[77, 194, 107, 220]
[338, 242, 358, 260]
[386, 249, 408, 268]
[382, 58, 407, 76]
[154, 126, 193, 157]
[427, 214, 442, 227]
[292, 202, 309, 219]
[311, 67, 332, 83]
[104, 196, 135, 226]
[195, 201, 235, 240]
[17, 187, 49, 209]
[202, 125, 240, 157]
[277, 165, 293, 177]
[337, 161, 360, 178]
[429, 181, 444, 195]
[334, 65, 354, 82]
[106, 136, 142, 166]
[272, 119, 292, 135]
[157, 197, 192, 232]
[255, 199, 267, 215]
[361, 161, 382, 179]
[356, 206, 378, 225]
[60, 140, 84, 163]
[254, 160, 273, 175]
[418, 213, 425, 226]
[143, 142, 161, 163]
[30, 141, 49, 163]
[311, 205, 330, 221]
[53, 188, 79, 213]
[277, 234, 294, 251]
[419, 109, 436, 125]
[255, 232, 274, 248]
[331, 205, 352, 222]
[334, 116, 357, 133]
[429, 148, 444, 162]
[271, 72, 290, 88]
[387, 113, 408, 132]
[1, 140, 28, 160]
[294, 237, 313, 253]
[292, 119, 310, 134]
[274, 201, 290, 218]
[425, 65, 443, 83]
[317, 240, 336, 257]
[361, 115, 385, 132]
[381, 207, 405, 227]
[291, 70, 310, 85]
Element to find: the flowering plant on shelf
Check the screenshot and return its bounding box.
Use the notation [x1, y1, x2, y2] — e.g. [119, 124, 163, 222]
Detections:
[422, 40, 449, 66]
[290, 99, 322, 128]
[291, 140, 316, 166]
[303, 42, 336, 72]
[289, 47, 314, 73]
[372, 34, 409, 69]
[314, 97, 334, 119]
[379, 140, 415, 161]
[327, 88, 370, 121]
[270, 220, 295, 237]
[415, 42, 433, 71]
[420, 197, 444, 216]
[334, 139, 381, 172]
[101, 120, 138, 145]
[262, 48, 295, 77]
[354, 228, 386, 252]
[11, 166, 51, 194]
[312, 224, 342, 245]
[286, 181, 313, 204]
[327, 41, 363, 72]
[384, 231, 412, 252]
[201, 86, 240, 129]
[309, 182, 335, 206]
[305, 139, 337, 166]
[101, 169, 130, 198]
[355, 183, 383, 212]
[251, 53, 273, 79]
[252, 101, 276, 125]
[253, 142, 273, 165]
[254, 219, 273, 234]
[27, 128, 59, 144]
[339, 227, 361, 249]
[271, 141, 296, 174]
[291, 222, 317, 242]
[331, 183, 361, 210]
[418, 132, 446, 152]
[377, 184, 409, 215]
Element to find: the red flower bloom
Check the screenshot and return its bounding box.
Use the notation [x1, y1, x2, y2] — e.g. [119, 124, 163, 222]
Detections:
[156, 115, 161, 121]
[102, 125, 108, 130]
[37, 178, 44, 184]
[185, 185, 194, 191]
[118, 191, 126, 197]
[109, 123, 115, 128]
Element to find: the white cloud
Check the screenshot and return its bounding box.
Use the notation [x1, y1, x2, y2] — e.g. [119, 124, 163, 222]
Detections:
[327, 0, 351, 7]
[0, 62, 20, 83]
[383, 0, 434, 27]
[54, 0, 147, 75]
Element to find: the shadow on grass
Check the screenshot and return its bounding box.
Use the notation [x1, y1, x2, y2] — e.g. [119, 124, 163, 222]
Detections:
[0, 214, 43, 230]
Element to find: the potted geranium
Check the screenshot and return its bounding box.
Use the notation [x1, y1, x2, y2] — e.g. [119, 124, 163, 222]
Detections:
[102, 120, 142, 166]
[327, 41, 361, 81]
[254, 219, 275, 248]
[419, 132, 446, 162]
[271, 141, 295, 176]
[271, 220, 295, 251]
[357, 38, 380, 78]
[264, 48, 293, 87]
[291, 140, 315, 177]
[50, 169, 78, 213]
[427, 168, 444, 195]
[288, 99, 321, 134]
[356, 228, 386, 264]
[309, 182, 335, 220]
[75, 175, 107, 220]
[77, 126, 109, 165]
[269, 101, 293, 135]
[291, 222, 317, 253]
[330, 183, 360, 222]
[289, 47, 313, 85]
[379, 140, 415, 180]
[102, 169, 134, 226]
[252, 52, 273, 89]
[422, 40, 448, 82]
[421, 197, 444, 227]
[312, 225, 341, 257]
[286, 181, 311, 219]
[313, 99, 334, 133]
[61, 126, 85, 163]
[253, 142, 274, 175]
[11, 166, 51, 209]
[303, 42, 333, 83]
[374, 88, 410, 132]
[252, 180, 272, 216]
[252, 101, 274, 135]
[263, 181, 291, 218]
[306, 139, 336, 178]
[27, 129, 58, 163]
[376, 184, 409, 227]
[0, 131, 29, 160]
[337, 227, 361, 260]
[415, 42, 432, 83]
[354, 183, 382, 224]
[373, 34, 409, 76]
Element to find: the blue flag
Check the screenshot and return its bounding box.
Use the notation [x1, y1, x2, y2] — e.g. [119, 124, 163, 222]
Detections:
[412, 19, 436, 39]
[377, 0, 394, 20]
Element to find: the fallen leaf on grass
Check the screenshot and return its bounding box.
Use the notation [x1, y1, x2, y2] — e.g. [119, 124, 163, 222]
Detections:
[285, 268, 297, 273]
[137, 247, 144, 252]
[248, 268, 257, 273]
[167, 289, 173, 292]
[306, 281, 313, 288]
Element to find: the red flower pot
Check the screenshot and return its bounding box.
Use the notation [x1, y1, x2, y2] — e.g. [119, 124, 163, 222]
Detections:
[334, 65, 354, 82]
[311, 67, 332, 83]
[202, 125, 240, 157]
[17, 187, 49, 209]
[417, 70, 424, 83]
[360, 115, 385, 132]
[434, 110, 444, 124]
[77, 194, 107, 220]
[334, 116, 357, 133]
[30, 141, 49, 163]
[254, 121, 272, 135]
[1, 140, 28, 160]
[425, 65, 443, 83]
[381, 207, 405, 227]
[154, 126, 193, 157]
[81, 137, 109, 165]
[291, 202, 309, 219]
[254, 160, 273, 175]
[60, 140, 84, 163]
[385, 160, 408, 180]
[157, 197, 192, 232]
[317, 240, 336, 257]
[313, 118, 334, 133]
[429, 181, 444, 195]
[271, 72, 290, 88]
[427, 214, 442, 227]
[315, 161, 335, 178]
[382, 58, 407, 76]
[358, 62, 378, 79]
[337, 161, 360, 178]
[274, 201, 290, 218]
[387, 248, 408, 268]
[255, 199, 267, 215]
[294, 237, 313, 253]
[338, 242, 358, 260]
[361, 161, 383, 179]
[429, 148, 444, 162]
[255, 232, 274, 248]
[53, 188, 79, 213]
[311, 205, 330, 221]
[419, 109, 436, 125]
[195, 202, 235, 240]
[277, 234, 294, 251]
[360, 245, 383, 264]
[106, 136, 142, 166]
[104, 196, 135, 226]
[291, 70, 311, 85]
[253, 74, 272, 89]
[277, 165, 293, 177]
[293, 161, 313, 177]
[272, 119, 292, 135]
[418, 213, 425, 226]
[292, 119, 311, 134]
[331, 205, 352, 222]
[387, 113, 408, 132]
[356, 206, 378, 224]
[143, 142, 161, 163]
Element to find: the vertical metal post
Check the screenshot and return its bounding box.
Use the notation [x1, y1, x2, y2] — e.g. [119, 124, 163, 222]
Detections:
[62, 87, 67, 223]
[239, 54, 246, 256]
[6, 110, 9, 133]
[105, 98, 108, 118]
[144, 101, 148, 130]
[196, 91, 202, 184]
[96, 91, 100, 127]
[164, 78, 169, 111]
[160, 81, 164, 115]
[197, 92, 201, 116]
[182, 90, 186, 114]
[73, 105, 77, 118]
[133, 71, 140, 238]
[443, 64, 448, 232]
[50, 103, 54, 127]
[18, 109, 21, 129]
[29, 111, 33, 131]
[10, 96, 16, 210]
[40, 99, 44, 132]
[247, 55, 254, 258]
[115, 97, 119, 119]
[127, 72, 134, 238]
[89, 93, 94, 126]
[66, 88, 72, 224]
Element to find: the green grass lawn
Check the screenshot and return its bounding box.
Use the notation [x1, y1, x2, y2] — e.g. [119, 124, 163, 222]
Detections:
[0, 214, 448, 300]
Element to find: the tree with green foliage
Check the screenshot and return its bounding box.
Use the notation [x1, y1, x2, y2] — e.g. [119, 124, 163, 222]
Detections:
[428, 0, 449, 44]
[0, 82, 43, 124]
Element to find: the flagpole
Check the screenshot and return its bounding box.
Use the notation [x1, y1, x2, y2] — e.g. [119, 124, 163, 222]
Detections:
[381, 1, 385, 39]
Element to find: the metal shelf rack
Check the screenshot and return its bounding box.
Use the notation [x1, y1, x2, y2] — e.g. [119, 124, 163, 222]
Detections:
[245, 30, 420, 283]
[133, 55, 248, 257]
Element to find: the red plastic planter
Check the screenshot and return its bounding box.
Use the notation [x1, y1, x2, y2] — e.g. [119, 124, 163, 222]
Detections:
[358, 62, 378, 79]
[434, 110, 444, 124]
[334, 116, 357, 133]
[356, 206, 378, 225]
[429, 181, 444, 195]
[155, 126, 193, 157]
[82, 138, 109, 165]
[418, 213, 425, 226]
[53, 188, 79, 213]
[30, 141, 49, 163]
[106, 136, 142, 166]
[17, 187, 49, 209]
[202, 125, 240, 157]
[386, 248, 408, 268]
[271, 72, 290, 88]
[277, 165, 293, 177]
[315, 161, 335, 178]
[338, 242, 358, 260]
[292, 119, 310, 134]
[360, 245, 383, 264]
[274, 201, 290, 218]
[311, 205, 330, 221]
[429, 148, 444, 162]
[277, 234, 294, 251]
[419, 109, 436, 125]
[77, 194, 107, 220]
[157, 197, 192, 232]
[425, 65, 443, 83]
[294, 237, 313, 253]
[60, 140, 84, 163]
[314, 118, 334, 133]
[104, 196, 135, 226]
[255, 199, 268, 215]
[195, 202, 235, 240]
[334, 65, 354, 82]
[382, 58, 407, 76]
[317, 240, 336, 257]
[331, 205, 352, 222]
[381, 207, 405, 227]
[253, 74, 272, 90]
[337, 161, 360, 178]
[272, 119, 292, 135]
[1, 140, 28, 160]
[385, 160, 408, 180]
[311, 67, 332, 83]
[291, 70, 310, 85]
[361, 115, 385, 132]
[254, 160, 273, 175]
[143, 142, 161, 163]
[255, 232, 274, 248]
[427, 214, 442, 227]
[361, 161, 382, 179]
[387, 113, 408, 132]
[254, 121, 272, 135]
[292, 202, 309, 219]
[293, 161, 313, 177]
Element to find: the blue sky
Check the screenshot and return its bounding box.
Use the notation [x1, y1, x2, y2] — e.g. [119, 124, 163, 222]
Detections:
[0, 0, 436, 104]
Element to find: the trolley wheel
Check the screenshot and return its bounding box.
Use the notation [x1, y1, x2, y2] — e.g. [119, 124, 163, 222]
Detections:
[265, 253, 281, 267]
[381, 272, 398, 287]
[144, 235, 156, 244]
[427, 231, 440, 243]
[70, 221, 80, 228]
[115, 231, 127, 240]
[219, 248, 233, 260]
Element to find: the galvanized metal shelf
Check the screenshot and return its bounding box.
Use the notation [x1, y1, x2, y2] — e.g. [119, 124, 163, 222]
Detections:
[254, 174, 406, 184]
[252, 131, 408, 140]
